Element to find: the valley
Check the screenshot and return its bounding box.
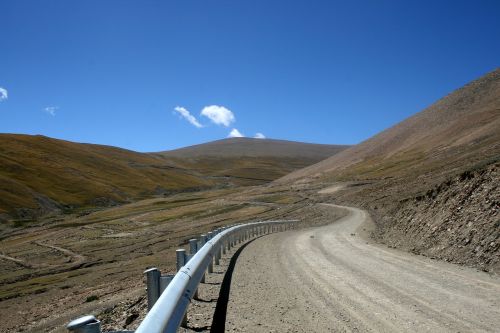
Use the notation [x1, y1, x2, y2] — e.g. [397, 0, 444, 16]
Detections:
[0, 185, 312, 332]
[0, 69, 498, 332]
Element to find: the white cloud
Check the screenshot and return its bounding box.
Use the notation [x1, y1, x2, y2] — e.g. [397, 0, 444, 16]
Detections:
[173, 106, 203, 128]
[201, 105, 235, 127]
[228, 128, 244, 138]
[254, 132, 266, 139]
[0, 87, 8, 101]
[43, 106, 58, 116]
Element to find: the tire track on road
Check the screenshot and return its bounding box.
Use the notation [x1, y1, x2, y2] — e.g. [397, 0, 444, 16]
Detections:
[224, 204, 500, 332]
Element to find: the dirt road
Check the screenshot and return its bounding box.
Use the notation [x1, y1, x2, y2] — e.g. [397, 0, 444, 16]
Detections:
[224, 204, 500, 332]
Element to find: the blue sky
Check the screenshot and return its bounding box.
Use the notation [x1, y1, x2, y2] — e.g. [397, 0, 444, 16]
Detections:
[1, 1, 499, 152]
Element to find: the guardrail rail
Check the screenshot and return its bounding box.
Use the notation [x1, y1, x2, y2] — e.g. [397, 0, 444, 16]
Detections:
[66, 219, 298, 333]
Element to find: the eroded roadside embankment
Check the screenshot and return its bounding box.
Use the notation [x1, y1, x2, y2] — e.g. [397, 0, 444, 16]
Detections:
[370, 163, 500, 274]
[318, 162, 500, 274]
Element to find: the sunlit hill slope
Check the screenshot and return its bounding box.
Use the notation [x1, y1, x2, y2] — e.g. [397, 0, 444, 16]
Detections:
[0, 135, 348, 222]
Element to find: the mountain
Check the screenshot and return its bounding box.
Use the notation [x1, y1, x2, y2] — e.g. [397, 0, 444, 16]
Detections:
[281, 69, 500, 183]
[0, 134, 214, 222]
[0, 135, 348, 223]
[279, 69, 500, 272]
[156, 138, 349, 186]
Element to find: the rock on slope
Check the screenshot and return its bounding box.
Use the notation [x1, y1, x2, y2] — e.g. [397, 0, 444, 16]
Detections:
[371, 164, 499, 273]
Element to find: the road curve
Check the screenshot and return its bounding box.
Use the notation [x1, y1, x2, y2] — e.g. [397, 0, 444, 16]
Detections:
[224, 204, 500, 332]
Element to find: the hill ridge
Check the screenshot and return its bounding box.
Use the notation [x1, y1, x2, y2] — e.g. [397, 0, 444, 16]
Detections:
[0, 134, 347, 224]
[280, 68, 500, 182]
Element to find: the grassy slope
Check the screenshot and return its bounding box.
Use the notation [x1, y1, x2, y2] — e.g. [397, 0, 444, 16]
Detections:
[281, 68, 500, 184]
[0, 136, 348, 222]
[157, 138, 349, 186]
[0, 134, 213, 220]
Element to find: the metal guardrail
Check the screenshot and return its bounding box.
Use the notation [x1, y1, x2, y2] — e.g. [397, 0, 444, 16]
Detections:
[66, 219, 298, 333]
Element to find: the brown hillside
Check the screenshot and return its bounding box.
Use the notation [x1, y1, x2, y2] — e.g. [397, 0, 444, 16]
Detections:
[157, 138, 349, 186]
[282, 68, 500, 272]
[0, 136, 347, 223]
[0, 134, 213, 222]
[281, 68, 500, 183]
[160, 137, 347, 158]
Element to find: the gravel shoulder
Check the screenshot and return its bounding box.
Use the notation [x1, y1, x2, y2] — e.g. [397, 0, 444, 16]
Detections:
[225, 204, 500, 332]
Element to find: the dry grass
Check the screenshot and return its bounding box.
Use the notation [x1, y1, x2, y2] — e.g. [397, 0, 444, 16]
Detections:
[0, 135, 348, 225]
[0, 134, 213, 221]
[281, 68, 500, 184]
[0, 186, 307, 332]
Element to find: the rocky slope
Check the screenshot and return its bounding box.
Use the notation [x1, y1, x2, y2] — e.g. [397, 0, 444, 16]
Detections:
[289, 68, 500, 273]
[373, 163, 499, 273]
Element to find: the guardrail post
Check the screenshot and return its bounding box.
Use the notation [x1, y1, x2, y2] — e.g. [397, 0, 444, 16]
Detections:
[189, 238, 200, 299]
[215, 245, 221, 265]
[160, 275, 174, 293]
[208, 232, 214, 274]
[176, 249, 186, 271]
[144, 268, 161, 311]
[189, 238, 198, 255]
[67, 315, 101, 333]
[208, 255, 214, 273]
[208, 232, 215, 273]
[207, 233, 214, 273]
[200, 234, 207, 283]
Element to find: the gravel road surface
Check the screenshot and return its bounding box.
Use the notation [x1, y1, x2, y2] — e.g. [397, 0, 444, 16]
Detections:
[224, 204, 500, 332]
